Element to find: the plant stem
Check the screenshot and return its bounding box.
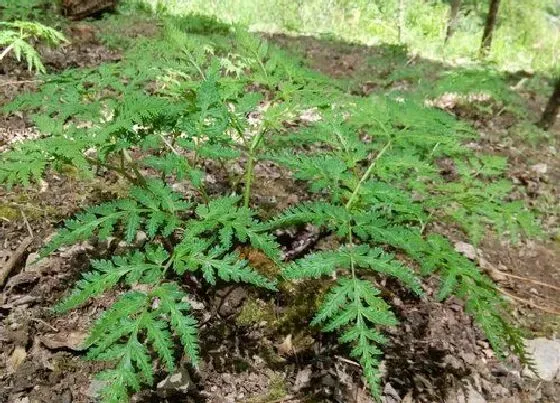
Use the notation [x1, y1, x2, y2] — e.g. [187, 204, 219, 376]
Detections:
[0, 44, 15, 61]
[345, 141, 391, 210]
[85, 156, 139, 184]
[243, 152, 256, 208]
[243, 130, 265, 208]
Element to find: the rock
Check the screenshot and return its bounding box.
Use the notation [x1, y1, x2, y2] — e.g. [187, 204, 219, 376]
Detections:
[157, 369, 193, 394]
[525, 338, 560, 381]
[24, 252, 41, 269]
[86, 380, 107, 399]
[445, 387, 466, 403]
[135, 230, 147, 247]
[41, 331, 87, 351]
[530, 163, 548, 174]
[293, 367, 312, 391]
[299, 108, 322, 123]
[183, 295, 204, 310]
[467, 384, 486, 403]
[454, 241, 478, 260]
[114, 240, 129, 255]
[445, 384, 486, 403]
[444, 354, 464, 371]
[24, 254, 60, 274]
[7, 346, 27, 374]
[216, 286, 248, 317]
[383, 382, 401, 402]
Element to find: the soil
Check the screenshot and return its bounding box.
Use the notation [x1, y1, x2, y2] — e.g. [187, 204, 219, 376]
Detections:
[1, 23, 559, 403]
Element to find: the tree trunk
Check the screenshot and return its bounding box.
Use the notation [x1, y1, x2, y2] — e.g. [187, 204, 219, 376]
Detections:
[398, 0, 406, 43]
[480, 0, 501, 57]
[61, 0, 118, 20]
[445, 0, 462, 44]
[537, 78, 560, 130]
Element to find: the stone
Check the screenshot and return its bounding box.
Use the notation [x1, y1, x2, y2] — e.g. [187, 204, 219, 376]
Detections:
[157, 369, 193, 393]
[41, 331, 87, 351]
[293, 367, 312, 391]
[530, 163, 548, 174]
[467, 384, 486, 403]
[454, 241, 478, 260]
[383, 382, 401, 402]
[525, 338, 560, 381]
[7, 346, 27, 374]
[86, 380, 107, 399]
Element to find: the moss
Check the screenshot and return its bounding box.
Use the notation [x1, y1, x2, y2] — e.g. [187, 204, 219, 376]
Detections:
[0, 205, 19, 221]
[0, 201, 57, 221]
[239, 246, 281, 278]
[266, 373, 287, 401]
[236, 298, 276, 327]
[246, 371, 287, 403]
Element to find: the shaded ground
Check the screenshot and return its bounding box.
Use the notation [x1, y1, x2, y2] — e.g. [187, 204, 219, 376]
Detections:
[1, 20, 560, 403]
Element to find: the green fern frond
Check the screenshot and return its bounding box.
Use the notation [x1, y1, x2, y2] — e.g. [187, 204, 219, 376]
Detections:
[84, 284, 200, 402]
[353, 248, 424, 296]
[285, 245, 422, 295]
[42, 180, 189, 256]
[283, 247, 357, 279]
[265, 201, 351, 235]
[313, 277, 397, 398]
[172, 237, 276, 290]
[192, 196, 283, 263]
[55, 246, 168, 313]
[0, 146, 48, 188]
[143, 153, 192, 181]
[270, 152, 352, 200]
[0, 21, 67, 73]
[142, 315, 175, 371]
[152, 283, 200, 366]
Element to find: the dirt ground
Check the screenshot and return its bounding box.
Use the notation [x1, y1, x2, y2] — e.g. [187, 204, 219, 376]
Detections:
[1, 23, 559, 403]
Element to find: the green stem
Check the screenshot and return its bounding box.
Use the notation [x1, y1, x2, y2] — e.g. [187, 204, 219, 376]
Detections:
[243, 152, 256, 208]
[243, 130, 265, 208]
[122, 150, 148, 187]
[345, 141, 392, 210]
[85, 156, 139, 184]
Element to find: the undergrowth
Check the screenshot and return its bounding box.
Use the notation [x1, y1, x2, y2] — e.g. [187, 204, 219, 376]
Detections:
[0, 20, 66, 73]
[0, 12, 540, 402]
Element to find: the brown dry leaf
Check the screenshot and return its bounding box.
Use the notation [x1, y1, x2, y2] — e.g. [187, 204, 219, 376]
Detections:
[7, 346, 27, 373]
[276, 334, 293, 356]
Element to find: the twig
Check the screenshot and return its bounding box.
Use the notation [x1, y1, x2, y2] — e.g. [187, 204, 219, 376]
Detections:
[20, 210, 33, 238]
[159, 133, 181, 155]
[30, 317, 59, 332]
[267, 396, 296, 403]
[500, 272, 560, 292]
[499, 288, 560, 315]
[0, 79, 43, 86]
[0, 237, 33, 287]
[335, 354, 361, 367]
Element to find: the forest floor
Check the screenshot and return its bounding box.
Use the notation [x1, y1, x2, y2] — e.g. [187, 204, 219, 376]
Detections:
[1, 14, 560, 403]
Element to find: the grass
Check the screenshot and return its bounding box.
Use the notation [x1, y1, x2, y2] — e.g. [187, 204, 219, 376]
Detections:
[135, 0, 560, 73]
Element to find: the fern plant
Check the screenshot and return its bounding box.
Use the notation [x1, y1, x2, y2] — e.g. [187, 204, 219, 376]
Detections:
[0, 17, 537, 402]
[0, 20, 67, 73]
[267, 116, 530, 397]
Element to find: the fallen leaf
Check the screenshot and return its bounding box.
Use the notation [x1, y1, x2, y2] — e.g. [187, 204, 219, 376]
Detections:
[276, 334, 293, 356]
[7, 346, 27, 373]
